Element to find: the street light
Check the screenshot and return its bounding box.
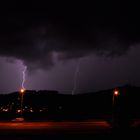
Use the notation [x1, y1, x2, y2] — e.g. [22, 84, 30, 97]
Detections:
[114, 90, 119, 96]
[113, 89, 119, 107]
[113, 89, 119, 105]
[20, 88, 25, 117]
[112, 89, 119, 127]
[11, 88, 25, 122]
[20, 88, 25, 93]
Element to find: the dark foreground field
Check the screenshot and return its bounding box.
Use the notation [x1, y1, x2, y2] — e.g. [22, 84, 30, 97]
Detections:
[0, 120, 139, 139]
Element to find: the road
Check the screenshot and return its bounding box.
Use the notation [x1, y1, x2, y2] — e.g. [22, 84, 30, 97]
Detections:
[0, 120, 111, 134]
[0, 120, 139, 139]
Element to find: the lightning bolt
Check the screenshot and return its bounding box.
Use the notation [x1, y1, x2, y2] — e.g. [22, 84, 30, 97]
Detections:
[72, 59, 81, 95]
[21, 66, 27, 90]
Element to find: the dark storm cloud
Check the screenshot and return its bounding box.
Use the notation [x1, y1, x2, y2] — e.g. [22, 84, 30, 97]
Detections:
[0, 3, 139, 70]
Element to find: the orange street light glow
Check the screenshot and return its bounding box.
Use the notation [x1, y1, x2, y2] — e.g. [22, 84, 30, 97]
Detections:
[114, 90, 119, 96]
[20, 88, 25, 93]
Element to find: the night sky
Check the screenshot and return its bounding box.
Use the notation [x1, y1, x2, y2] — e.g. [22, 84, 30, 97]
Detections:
[0, 2, 140, 94]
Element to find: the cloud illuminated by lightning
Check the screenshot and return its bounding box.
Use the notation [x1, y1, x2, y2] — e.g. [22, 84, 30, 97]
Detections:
[21, 66, 27, 89]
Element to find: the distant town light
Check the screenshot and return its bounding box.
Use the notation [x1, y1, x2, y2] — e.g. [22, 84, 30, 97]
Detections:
[25, 106, 28, 109]
[30, 109, 33, 112]
[39, 109, 42, 112]
[3, 109, 8, 112]
[17, 109, 21, 113]
[29, 108, 33, 112]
